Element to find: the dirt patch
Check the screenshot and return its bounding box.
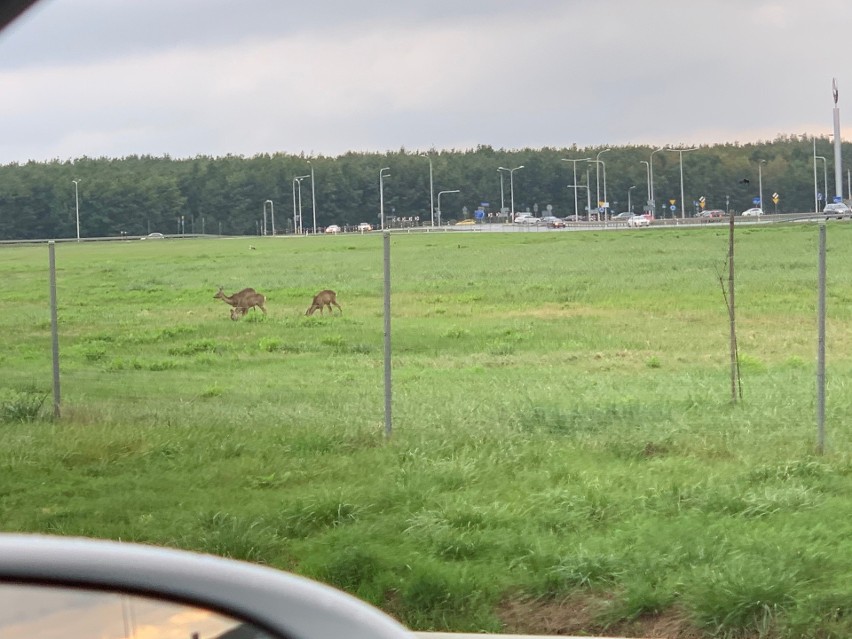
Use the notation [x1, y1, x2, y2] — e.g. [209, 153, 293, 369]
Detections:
[497, 593, 704, 638]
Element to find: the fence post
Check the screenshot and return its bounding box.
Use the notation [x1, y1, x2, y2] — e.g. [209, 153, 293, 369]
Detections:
[49, 241, 61, 419]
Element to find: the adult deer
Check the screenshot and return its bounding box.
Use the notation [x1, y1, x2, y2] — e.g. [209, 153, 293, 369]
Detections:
[305, 290, 342, 316]
[214, 287, 267, 318]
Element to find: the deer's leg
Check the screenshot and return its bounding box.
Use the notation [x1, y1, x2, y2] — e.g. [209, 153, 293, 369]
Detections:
[332, 301, 342, 314]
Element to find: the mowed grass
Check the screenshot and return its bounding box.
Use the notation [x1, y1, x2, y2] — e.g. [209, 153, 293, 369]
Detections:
[3, 225, 852, 638]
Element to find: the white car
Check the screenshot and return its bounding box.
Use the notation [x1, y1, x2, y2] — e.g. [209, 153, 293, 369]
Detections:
[824, 202, 851, 218]
[741, 207, 763, 217]
[324, 224, 341, 234]
[627, 214, 650, 227]
[513, 214, 540, 224]
[356, 222, 372, 231]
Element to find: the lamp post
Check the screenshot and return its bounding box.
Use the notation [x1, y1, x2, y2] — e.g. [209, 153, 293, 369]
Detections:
[813, 139, 819, 212]
[595, 148, 611, 218]
[307, 160, 317, 234]
[296, 175, 309, 233]
[628, 185, 636, 214]
[292, 175, 309, 233]
[560, 158, 590, 221]
[72, 179, 81, 241]
[498, 170, 505, 218]
[757, 159, 766, 213]
[420, 154, 434, 227]
[667, 147, 697, 219]
[815, 155, 828, 209]
[379, 167, 390, 230]
[640, 161, 651, 210]
[649, 146, 666, 218]
[264, 199, 275, 236]
[437, 189, 460, 227]
[498, 165, 524, 221]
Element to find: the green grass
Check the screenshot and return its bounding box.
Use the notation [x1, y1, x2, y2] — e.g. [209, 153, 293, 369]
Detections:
[2, 225, 852, 637]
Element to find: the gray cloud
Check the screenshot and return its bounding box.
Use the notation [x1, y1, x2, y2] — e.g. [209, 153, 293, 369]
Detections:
[0, 0, 847, 163]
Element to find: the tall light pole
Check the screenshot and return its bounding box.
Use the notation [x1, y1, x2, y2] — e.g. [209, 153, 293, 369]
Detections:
[292, 175, 309, 233]
[292, 178, 298, 234]
[757, 159, 766, 213]
[307, 160, 317, 234]
[640, 161, 651, 209]
[628, 185, 636, 213]
[264, 199, 275, 236]
[379, 167, 390, 230]
[296, 175, 309, 233]
[649, 146, 666, 218]
[498, 165, 524, 221]
[833, 78, 843, 202]
[813, 139, 819, 212]
[498, 170, 505, 218]
[595, 148, 611, 217]
[816, 155, 828, 209]
[72, 179, 81, 241]
[561, 158, 590, 221]
[420, 154, 434, 226]
[437, 189, 460, 226]
[667, 147, 697, 219]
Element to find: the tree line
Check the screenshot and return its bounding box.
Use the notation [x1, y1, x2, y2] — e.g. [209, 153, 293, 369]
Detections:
[0, 134, 848, 240]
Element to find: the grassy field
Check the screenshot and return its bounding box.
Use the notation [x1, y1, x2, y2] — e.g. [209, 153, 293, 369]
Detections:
[2, 224, 852, 638]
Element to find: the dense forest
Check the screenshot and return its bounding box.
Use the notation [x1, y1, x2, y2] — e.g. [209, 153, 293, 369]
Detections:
[0, 135, 849, 240]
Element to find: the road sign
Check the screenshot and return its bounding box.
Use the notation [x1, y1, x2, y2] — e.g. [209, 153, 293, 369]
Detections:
[474, 210, 485, 219]
[752, 197, 761, 205]
[670, 205, 676, 211]
[772, 195, 779, 204]
[669, 199, 676, 205]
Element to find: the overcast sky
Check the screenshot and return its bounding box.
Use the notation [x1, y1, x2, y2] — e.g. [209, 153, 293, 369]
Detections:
[0, 0, 848, 164]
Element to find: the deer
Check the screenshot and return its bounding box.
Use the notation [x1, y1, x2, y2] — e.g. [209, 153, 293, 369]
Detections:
[305, 290, 342, 316]
[214, 286, 267, 319]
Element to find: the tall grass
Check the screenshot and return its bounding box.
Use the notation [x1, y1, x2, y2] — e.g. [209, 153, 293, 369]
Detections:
[2, 224, 852, 637]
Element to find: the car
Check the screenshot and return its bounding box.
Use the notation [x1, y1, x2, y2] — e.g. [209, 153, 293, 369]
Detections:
[540, 215, 565, 228]
[140, 232, 164, 240]
[0, 534, 413, 639]
[697, 209, 726, 218]
[455, 218, 476, 225]
[324, 224, 341, 234]
[513, 214, 540, 224]
[627, 214, 650, 227]
[356, 222, 372, 231]
[823, 202, 852, 218]
[741, 207, 763, 217]
[613, 211, 634, 221]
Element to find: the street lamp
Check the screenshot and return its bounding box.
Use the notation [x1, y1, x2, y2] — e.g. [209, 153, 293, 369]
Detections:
[667, 147, 697, 219]
[498, 165, 524, 221]
[595, 148, 611, 218]
[498, 170, 505, 217]
[815, 155, 828, 210]
[264, 200, 275, 236]
[379, 167, 390, 230]
[639, 161, 651, 210]
[757, 159, 766, 213]
[420, 154, 434, 227]
[292, 175, 309, 233]
[628, 185, 636, 214]
[561, 158, 590, 221]
[72, 179, 81, 241]
[649, 146, 666, 217]
[437, 189, 460, 226]
[307, 160, 317, 234]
